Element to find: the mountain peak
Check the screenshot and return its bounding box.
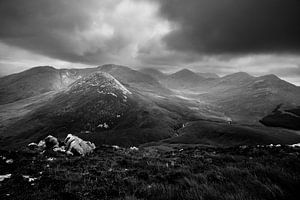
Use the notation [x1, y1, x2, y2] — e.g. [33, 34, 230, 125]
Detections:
[68, 72, 132, 96]
[139, 68, 166, 79]
[174, 68, 195, 75]
[171, 69, 200, 79]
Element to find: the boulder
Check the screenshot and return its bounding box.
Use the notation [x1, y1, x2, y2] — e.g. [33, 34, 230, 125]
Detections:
[44, 135, 59, 149]
[64, 134, 96, 156]
[28, 134, 95, 156]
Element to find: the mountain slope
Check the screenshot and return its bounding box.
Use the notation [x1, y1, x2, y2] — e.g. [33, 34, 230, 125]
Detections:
[139, 68, 166, 80]
[1, 72, 193, 149]
[260, 106, 300, 130]
[197, 72, 219, 79]
[199, 73, 300, 123]
[0, 66, 64, 104]
[162, 69, 208, 89]
[161, 120, 300, 146]
[0, 64, 173, 106]
[0, 66, 99, 105]
[97, 64, 169, 93]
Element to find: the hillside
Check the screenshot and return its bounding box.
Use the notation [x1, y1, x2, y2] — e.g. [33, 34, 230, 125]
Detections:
[0, 65, 169, 105]
[260, 106, 300, 130]
[0, 66, 67, 104]
[1, 144, 300, 200]
[97, 65, 169, 94]
[160, 120, 300, 146]
[139, 68, 166, 80]
[161, 69, 208, 89]
[198, 73, 300, 123]
[1, 65, 300, 149]
[0, 71, 197, 149]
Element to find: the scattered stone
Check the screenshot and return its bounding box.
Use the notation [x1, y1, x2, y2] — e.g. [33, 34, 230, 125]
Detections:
[53, 146, 66, 153]
[98, 122, 109, 129]
[38, 140, 46, 148]
[46, 157, 56, 162]
[112, 145, 120, 150]
[22, 175, 38, 182]
[289, 143, 300, 148]
[130, 146, 139, 151]
[0, 174, 11, 182]
[6, 159, 13, 164]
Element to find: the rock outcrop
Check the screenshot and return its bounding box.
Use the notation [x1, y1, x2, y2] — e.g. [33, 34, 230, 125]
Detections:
[27, 134, 95, 156]
[64, 134, 96, 156]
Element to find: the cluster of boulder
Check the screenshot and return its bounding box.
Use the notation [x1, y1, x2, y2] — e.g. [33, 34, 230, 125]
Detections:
[28, 134, 96, 156]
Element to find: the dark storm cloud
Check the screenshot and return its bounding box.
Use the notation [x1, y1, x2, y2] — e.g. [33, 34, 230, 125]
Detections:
[0, 0, 100, 63]
[156, 0, 300, 55]
[0, 0, 165, 65]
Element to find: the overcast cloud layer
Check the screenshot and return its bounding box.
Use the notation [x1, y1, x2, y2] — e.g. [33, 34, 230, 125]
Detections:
[157, 0, 300, 54]
[0, 0, 300, 85]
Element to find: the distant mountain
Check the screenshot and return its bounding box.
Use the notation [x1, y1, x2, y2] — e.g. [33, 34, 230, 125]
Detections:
[162, 69, 208, 89]
[0, 65, 170, 105]
[199, 73, 300, 123]
[169, 69, 205, 81]
[0, 66, 65, 104]
[139, 68, 166, 80]
[0, 66, 101, 105]
[97, 64, 169, 94]
[1, 65, 300, 149]
[98, 64, 157, 85]
[196, 72, 219, 79]
[216, 72, 254, 86]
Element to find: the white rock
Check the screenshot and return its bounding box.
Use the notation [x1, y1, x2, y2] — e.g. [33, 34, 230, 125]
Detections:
[53, 147, 66, 153]
[103, 123, 109, 129]
[112, 145, 120, 149]
[6, 159, 13, 164]
[289, 143, 300, 148]
[38, 140, 46, 147]
[130, 146, 139, 151]
[22, 175, 37, 182]
[28, 143, 38, 147]
[65, 134, 96, 156]
[0, 174, 11, 182]
[46, 157, 56, 162]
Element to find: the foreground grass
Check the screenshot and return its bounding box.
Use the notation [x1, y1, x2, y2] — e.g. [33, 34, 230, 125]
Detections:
[1, 144, 300, 200]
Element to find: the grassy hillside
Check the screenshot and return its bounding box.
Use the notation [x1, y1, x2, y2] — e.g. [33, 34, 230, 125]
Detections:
[260, 107, 300, 130]
[160, 120, 300, 146]
[1, 145, 300, 199]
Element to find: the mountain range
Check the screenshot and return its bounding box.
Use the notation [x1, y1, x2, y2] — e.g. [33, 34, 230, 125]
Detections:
[1, 65, 300, 149]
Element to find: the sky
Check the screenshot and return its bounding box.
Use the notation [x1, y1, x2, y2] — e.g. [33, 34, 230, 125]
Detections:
[0, 0, 300, 85]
